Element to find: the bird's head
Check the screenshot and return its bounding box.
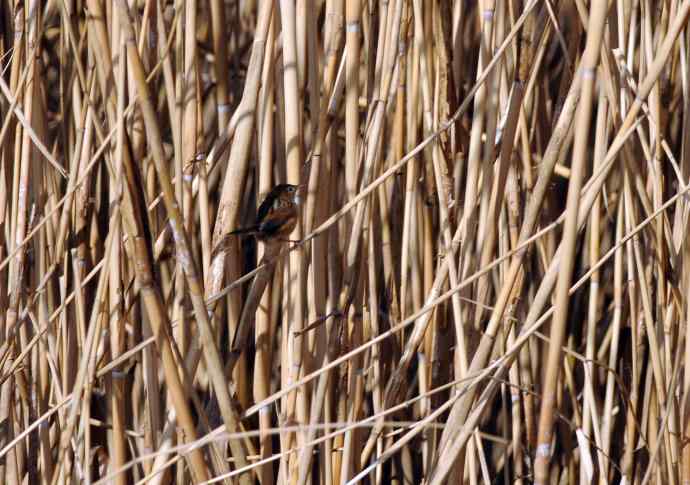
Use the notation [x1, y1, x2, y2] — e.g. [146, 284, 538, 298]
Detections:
[275, 183, 301, 205]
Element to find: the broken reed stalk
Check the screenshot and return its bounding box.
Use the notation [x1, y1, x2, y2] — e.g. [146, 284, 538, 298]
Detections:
[5, 1, 690, 484]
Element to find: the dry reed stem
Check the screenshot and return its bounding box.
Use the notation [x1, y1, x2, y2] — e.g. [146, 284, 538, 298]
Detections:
[5, 1, 690, 484]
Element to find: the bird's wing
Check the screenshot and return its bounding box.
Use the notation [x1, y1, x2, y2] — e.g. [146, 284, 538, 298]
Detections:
[256, 192, 277, 223]
[258, 216, 289, 237]
[258, 207, 296, 238]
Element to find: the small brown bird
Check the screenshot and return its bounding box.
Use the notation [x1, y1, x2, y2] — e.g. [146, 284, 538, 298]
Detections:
[230, 183, 301, 243]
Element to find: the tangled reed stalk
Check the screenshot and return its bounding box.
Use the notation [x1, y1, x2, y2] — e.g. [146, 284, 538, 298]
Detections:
[1, 1, 689, 483]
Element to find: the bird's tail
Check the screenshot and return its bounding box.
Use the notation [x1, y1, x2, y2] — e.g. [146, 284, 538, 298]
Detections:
[230, 226, 258, 236]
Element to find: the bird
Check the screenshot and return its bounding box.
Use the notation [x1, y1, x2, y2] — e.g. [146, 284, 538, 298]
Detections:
[230, 183, 301, 243]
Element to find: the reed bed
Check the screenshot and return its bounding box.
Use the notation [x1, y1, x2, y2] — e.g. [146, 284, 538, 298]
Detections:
[2, 0, 690, 483]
